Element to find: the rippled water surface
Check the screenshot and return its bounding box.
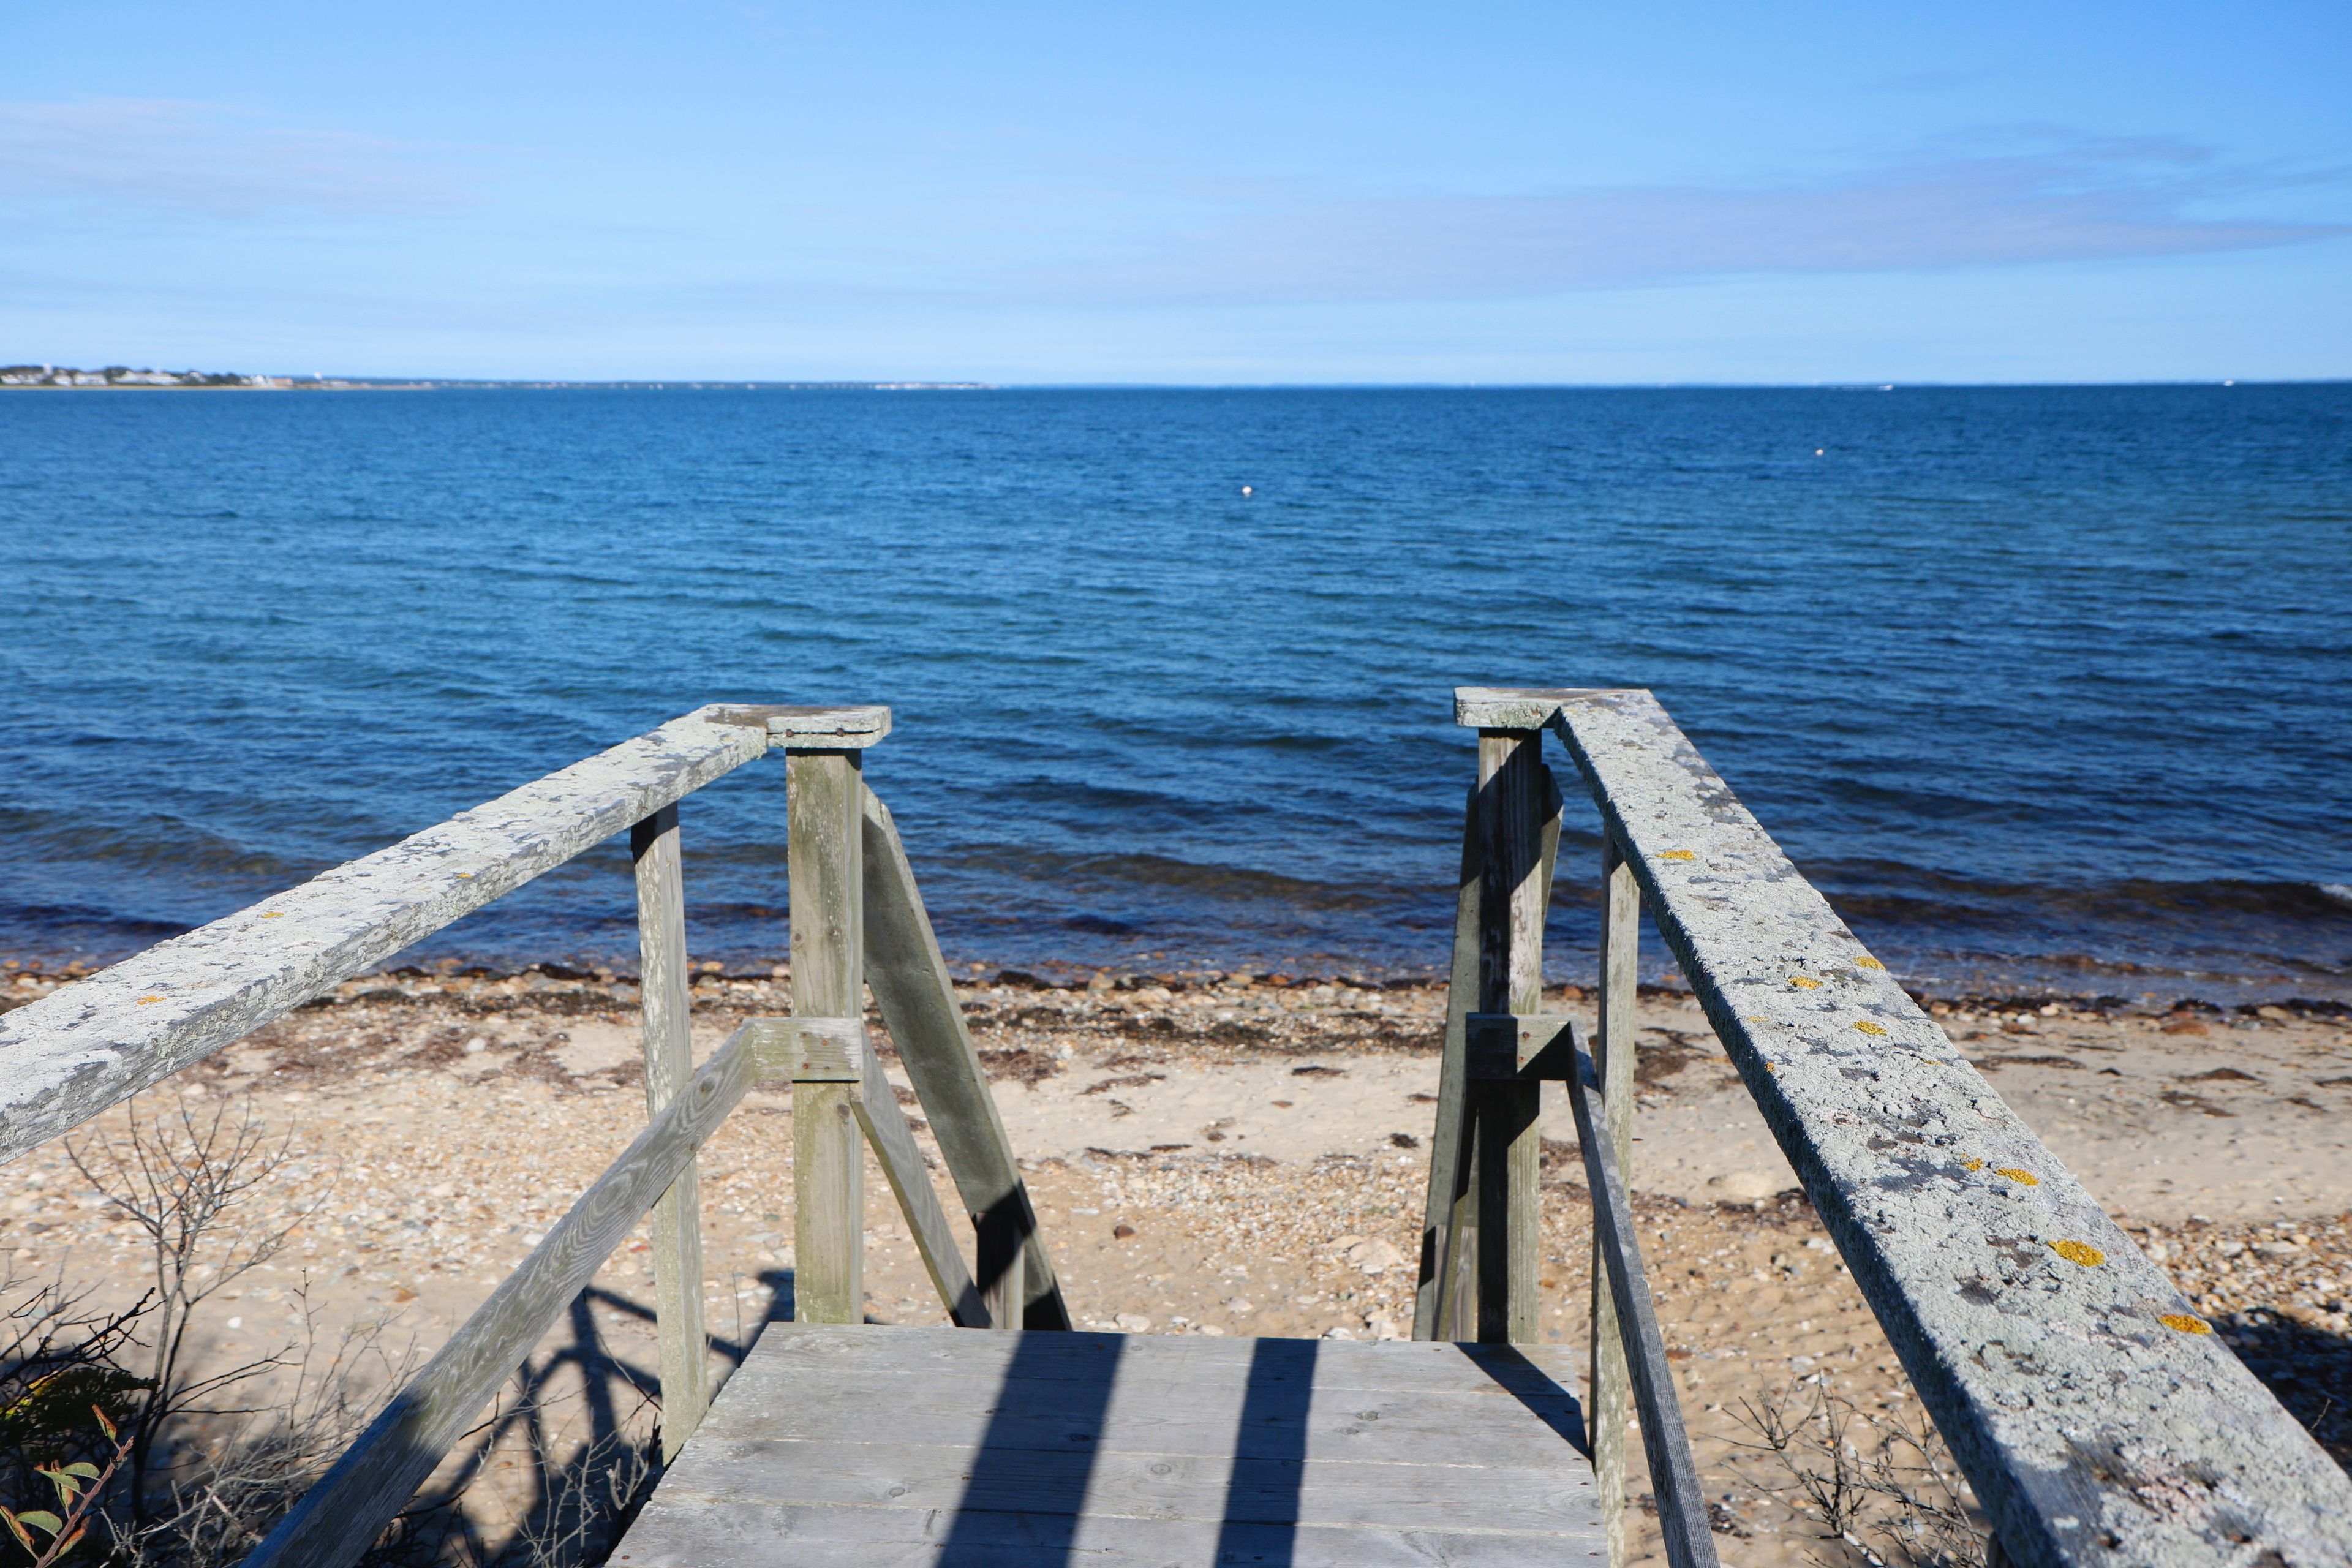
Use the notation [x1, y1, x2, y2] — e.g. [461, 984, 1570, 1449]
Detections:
[4, 385, 2348, 1000]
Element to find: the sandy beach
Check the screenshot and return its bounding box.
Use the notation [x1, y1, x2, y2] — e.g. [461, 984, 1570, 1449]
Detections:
[5, 960, 2348, 1561]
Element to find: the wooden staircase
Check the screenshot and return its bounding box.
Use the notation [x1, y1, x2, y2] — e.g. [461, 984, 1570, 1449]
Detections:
[617, 1324, 1600, 1566]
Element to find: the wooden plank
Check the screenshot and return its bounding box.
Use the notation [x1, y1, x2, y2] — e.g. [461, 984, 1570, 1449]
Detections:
[735, 1324, 1584, 1396]
[1463, 1013, 1577, 1080]
[789, 748, 867, 1325]
[0, 704, 778, 1166]
[636, 1439, 1595, 1530]
[243, 1023, 763, 1568]
[1592, 830, 1640, 1564]
[847, 1035, 993, 1329]
[1417, 772, 1559, 1342]
[1566, 1039, 1718, 1568]
[1414, 788, 1482, 1342]
[630, 804, 709, 1462]
[1473, 730, 1547, 1344]
[752, 1014, 866, 1080]
[652, 1353, 1586, 1467]
[619, 1323, 1602, 1566]
[708, 703, 891, 748]
[860, 785, 1070, 1329]
[618, 1505, 1589, 1568]
[1508, 685, 2352, 1568]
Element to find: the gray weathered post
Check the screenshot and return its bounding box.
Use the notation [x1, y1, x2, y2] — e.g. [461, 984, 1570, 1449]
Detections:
[630, 805, 710, 1460]
[1474, 727, 1547, 1343]
[1591, 831, 1640, 1564]
[788, 747, 867, 1325]
[1414, 790, 1483, 1341]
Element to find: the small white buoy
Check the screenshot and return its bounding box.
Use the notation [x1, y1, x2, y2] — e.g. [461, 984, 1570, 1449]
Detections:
[1240, 484, 1253, 496]
[1814, 448, 1824, 456]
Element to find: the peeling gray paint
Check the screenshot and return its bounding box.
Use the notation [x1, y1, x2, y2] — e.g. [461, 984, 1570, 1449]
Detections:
[1482, 687, 2352, 1568]
[0, 706, 818, 1166]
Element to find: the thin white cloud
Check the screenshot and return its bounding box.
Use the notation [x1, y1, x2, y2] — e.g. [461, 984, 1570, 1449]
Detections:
[998, 143, 2349, 305]
[0, 98, 469, 218]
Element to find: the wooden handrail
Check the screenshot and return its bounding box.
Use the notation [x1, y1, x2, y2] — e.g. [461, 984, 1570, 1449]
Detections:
[243, 1020, 775, 1568]
[1455, 685, 2352, 1568]
[0, 703, 888, 1166]
[0, 700, 1082, 1564]
[1564, 1031, 1719, 1568]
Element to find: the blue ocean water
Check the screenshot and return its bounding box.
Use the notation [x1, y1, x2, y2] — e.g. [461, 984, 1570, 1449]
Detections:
[2, 385, 2348, 1002]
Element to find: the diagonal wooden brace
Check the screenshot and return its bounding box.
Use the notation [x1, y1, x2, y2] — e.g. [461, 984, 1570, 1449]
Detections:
[1464, 1013, 1578, 1081]
[744, 1017, 991, 1327]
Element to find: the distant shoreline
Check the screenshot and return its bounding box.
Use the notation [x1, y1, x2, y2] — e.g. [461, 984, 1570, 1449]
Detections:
[1, 365, 995, 391]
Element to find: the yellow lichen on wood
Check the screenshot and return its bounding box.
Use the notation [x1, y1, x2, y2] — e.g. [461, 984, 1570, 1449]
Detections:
[1853, 1020, 1888, 1036]
[1659, 850, 1696, 862]
[2049, 1240, 2106, 1267]
[1789, 975, 1821, 989]
[1855, 956, 1886, 970]
[1994, 1167, 2038, 1186]
[137, 995, 164, 1005]
[2160, 1313, 2213, 1334]
[1962, 1158, 1985, 1172]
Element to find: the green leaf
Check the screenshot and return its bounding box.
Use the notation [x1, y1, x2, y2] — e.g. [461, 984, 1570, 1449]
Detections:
[16, 1509, 62, 1535]
[61, 1463, 100, 1480]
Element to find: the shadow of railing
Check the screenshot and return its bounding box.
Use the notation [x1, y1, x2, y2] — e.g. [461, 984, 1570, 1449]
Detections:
[1211, 1336, 1319, 1567]
[372, 1270, 796, 1566]
[1465, 1343, 1592, 1459]
[935, 1332, 1125, 1566]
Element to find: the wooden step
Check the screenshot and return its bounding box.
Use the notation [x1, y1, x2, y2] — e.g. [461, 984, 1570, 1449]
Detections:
[619, 1324, 1602, 1566]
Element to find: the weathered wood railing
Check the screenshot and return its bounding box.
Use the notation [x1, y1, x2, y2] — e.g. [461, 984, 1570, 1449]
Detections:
[1417, 687, 2352, 1568]
[0, 702, 1069, 1568]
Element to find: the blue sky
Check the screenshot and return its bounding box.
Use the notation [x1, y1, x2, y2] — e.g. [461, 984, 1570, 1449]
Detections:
[2, 2, 2347, 382]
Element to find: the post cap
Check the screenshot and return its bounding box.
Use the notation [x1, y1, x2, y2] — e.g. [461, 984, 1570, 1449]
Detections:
[706, 704, 892, 748]
[1453, 687, 1629, 730]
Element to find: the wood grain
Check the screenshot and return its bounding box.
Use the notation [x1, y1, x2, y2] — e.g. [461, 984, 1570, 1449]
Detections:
[1535, 685, 2352, 1568]
[1473, 730, 1547, 1345]
[846, 1035, 992, 1328]
[1413, 788, 1482, 1343]
[861, 785, 1070, 1330]
[619, 1323, 1600, 1566]
[789, 748, 866, 1325]
[1566, 1038, 1719, 1568]
[0, 706, 773, 1166]
[631, 805, 710, 1461]
[1592, 831, 1640, 1563]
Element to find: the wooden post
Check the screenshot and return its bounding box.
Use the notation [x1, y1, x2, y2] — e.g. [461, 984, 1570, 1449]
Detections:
[1592, 832, 1640, 1564]
[1474, 729, 1547, 1344]
[631, 806, 709, 1460]
[788, 750, 865, 1325]
[1414, 789, 1480, 1342]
